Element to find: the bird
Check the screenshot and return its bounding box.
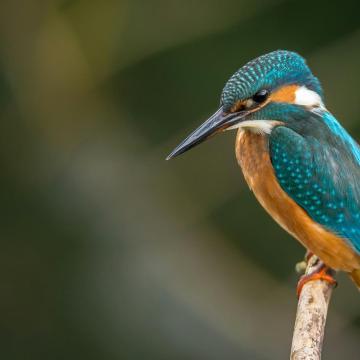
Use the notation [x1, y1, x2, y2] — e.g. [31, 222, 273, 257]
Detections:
[166, 50, 360, 294]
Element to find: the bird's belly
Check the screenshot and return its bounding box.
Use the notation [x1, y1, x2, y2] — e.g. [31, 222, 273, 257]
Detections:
[235, 130, 360, 271]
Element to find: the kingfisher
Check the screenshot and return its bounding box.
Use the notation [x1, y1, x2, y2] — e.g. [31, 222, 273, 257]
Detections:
[167, 50, 360, 294]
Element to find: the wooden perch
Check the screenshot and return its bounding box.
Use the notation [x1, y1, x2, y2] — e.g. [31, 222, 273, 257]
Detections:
[290, 255, 335, 360]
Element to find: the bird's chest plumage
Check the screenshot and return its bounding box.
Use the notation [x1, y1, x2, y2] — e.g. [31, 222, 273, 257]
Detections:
[235, 130, 360, 272]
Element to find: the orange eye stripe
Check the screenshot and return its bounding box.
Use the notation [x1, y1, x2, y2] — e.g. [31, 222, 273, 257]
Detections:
[229, 84, 299, 113]
[270, 84, 299, 103]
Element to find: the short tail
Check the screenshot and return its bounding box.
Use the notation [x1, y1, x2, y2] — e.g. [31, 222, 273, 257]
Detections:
[350, 269, 360, 290]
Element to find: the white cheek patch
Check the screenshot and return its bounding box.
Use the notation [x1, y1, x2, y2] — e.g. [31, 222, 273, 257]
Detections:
[294, 86, 324, 108]
[227, 120, 280, 134]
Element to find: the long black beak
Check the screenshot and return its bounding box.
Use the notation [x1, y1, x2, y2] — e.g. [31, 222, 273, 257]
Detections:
[166, 107, 249, 160]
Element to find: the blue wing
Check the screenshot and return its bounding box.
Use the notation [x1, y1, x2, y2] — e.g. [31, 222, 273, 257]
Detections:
[269, 115, 360, 253]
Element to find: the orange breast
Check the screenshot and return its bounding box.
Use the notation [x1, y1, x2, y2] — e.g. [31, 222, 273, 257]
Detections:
[236, 130, 360, 272]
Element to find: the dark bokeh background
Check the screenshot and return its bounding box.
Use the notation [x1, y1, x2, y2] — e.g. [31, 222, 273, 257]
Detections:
[0, 1, 360, 359]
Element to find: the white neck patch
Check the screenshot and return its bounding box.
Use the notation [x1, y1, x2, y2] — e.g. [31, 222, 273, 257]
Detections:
[227, 120, 280, 134]
[294, 86, 324, 108]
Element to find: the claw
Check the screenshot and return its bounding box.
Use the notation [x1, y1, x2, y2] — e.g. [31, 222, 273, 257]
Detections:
[297, 262, 337, 298]
[305, 250, 314, 262]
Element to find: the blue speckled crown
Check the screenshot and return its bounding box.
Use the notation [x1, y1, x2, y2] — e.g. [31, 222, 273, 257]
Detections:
[221, 50, 323, 110]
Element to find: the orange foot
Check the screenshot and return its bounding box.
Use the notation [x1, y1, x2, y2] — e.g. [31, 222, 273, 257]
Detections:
[297, 261, 337, 298]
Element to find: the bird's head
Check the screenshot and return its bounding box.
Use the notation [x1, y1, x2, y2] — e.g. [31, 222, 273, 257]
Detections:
[167, 50, 324, 160]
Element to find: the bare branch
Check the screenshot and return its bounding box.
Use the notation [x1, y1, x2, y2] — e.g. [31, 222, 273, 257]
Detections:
[290, 255, 335, 360]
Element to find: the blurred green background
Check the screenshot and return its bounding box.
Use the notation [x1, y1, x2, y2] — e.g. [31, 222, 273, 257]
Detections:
[1, 0, 360, 359]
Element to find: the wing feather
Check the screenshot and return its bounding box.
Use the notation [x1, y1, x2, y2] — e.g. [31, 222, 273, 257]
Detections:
[270, 124, 360, 253]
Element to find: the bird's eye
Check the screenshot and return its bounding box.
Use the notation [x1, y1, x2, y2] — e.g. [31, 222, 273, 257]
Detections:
[252, 89, 270, 103]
